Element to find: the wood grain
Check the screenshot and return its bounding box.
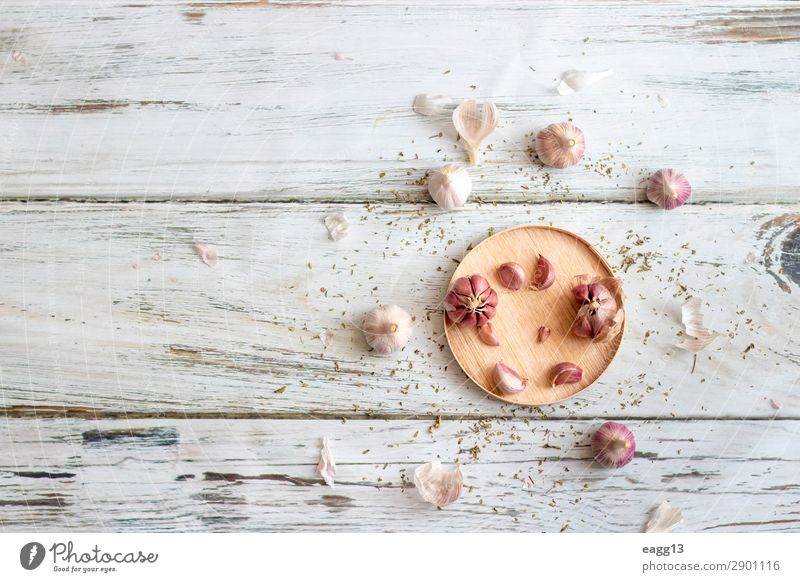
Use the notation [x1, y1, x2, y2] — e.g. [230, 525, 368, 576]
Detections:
[0, 202, 796, 419]
[1, 418, 798, 532]
[0, 1, 797, 202]
[445, 225, 623, 405]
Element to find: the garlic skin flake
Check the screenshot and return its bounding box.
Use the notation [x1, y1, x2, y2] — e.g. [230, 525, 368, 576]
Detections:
[324, 212, 351, 241]
[646, 501, 683, 533]
[316, 437, 337, 488]
[413, 462, 463, 507]
[363, 304, 413, 355]
[192, 242, 218, 267]
[556, 68, 614, 95]
[413, 93, 452, 116]
[535, 123, 585, 169]
[452, 99, 499, 165]
[677, 297, 721, 352]
[428, 164, 471, 210]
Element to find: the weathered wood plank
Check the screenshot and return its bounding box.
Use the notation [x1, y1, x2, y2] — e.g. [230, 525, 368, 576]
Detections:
[0, 202, 797, 418]
[1, 418, 798, 532]
[0, 1, 797, 201]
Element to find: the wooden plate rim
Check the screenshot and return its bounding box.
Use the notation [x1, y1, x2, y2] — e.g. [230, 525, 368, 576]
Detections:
[443, 224, 626, 405]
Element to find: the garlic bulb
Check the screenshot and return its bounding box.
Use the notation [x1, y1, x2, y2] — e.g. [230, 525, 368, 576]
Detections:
[363, 305, 413, 354]
[591, 421, 636, 468]
[452, 99, 499, 165]
[444, 274, 498, 328]
[647, 168, 692, 210]
[571, 275, 625, 342]
[535, 122, 586, 168]
[427, 165, 471, 210]
[413, 462, 463, 507]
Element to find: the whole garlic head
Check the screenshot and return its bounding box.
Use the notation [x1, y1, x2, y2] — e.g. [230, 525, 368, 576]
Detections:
[363, 304, 413, 355]
[427, 165, 471, 210]
[535, 122, 586, 168]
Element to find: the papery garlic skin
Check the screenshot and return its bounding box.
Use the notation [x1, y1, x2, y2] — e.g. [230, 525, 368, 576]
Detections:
[413, 94, 452, 116]
[414, 462, 463, 507]
[531, 254, 556, 290]
[316, 437, 337, 488]
[556, 69, 614, 95]
[324, 211, 351, 240]
[192, 242, 218, 267]
[551, 362, 582, 387]
[647, 169, 691, 210]
[537, 326, 551, 343]
[444, 274, 498, 328]
[646, 501, 683, 533]
[676, 296, 721, 352]
[428, 165, 472, 210]
[363, 304, 413, 355]
[535, 123, 585, 169]
[493, 361, 527, 394]
[592, 421, 636, 468]
[452, 99, 499, 165]
[477, 322, 500, 346]
[497, 262, 525, 290]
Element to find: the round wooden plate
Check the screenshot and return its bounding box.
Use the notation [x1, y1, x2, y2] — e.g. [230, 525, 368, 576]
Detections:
[444, 225, 624, 405]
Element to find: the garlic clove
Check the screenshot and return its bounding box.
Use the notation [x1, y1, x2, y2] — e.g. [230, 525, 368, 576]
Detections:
[493, 361, 527, 394]
[556, 68, 614, 95]
[192, 242, 218, 267]
[531, 254, 556, 290]
[676, 296, 721, 352]
[324, 211, 351, 240]
[537, 326, 551, 343]
[412, 93, 452, 116]
[428, 164, 472, 210]
[316, 437, 337, 488]
[535, 122, 586, 169]
[363, 304, 413, 354]
[413, 462, 463, 507]
[647, 169, 691, 210]
[477, 321, 500, 346]
[591, 421, 636, 468]
[645, 501, 683, 533]
[551, 362, 582, 387]
[497, 262, 525, 290]
[452, 99, 499, 165]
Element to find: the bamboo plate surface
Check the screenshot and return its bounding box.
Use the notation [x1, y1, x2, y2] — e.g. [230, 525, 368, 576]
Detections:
[444, 225, 624, 405]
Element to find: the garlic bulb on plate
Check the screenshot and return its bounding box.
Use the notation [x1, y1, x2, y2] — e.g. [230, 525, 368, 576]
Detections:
[363, 305, 413, 354]
[413, 462, 463, 507]
[428, 165, 471, 210]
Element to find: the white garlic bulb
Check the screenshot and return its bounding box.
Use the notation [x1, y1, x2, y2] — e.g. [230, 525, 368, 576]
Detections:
[363, 305, 413, 354]
[427, 165, 471, 210]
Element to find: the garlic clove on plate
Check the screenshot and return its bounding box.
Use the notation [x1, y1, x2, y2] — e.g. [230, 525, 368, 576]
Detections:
[452, 99, 499, 165]
[537, 326, 551, 343]
[413, 462, 463, 507]
[647, 168, 691, 210]
[413, 93, 452, 116]
[531, 254, 556, 290]
[556, 68, 614, 95]
[535, 122, 586, 168]
[477, 321, 500, 346]
[591, 421, 635, 468]
[551, 362, 582, 387]
[428, 164, 471, 210]
[363, 304, 413, 354]
[497, 262, 525, 290]
[493, 361, 527, 394]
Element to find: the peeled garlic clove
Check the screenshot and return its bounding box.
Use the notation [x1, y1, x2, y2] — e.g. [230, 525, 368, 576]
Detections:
[497, 262, 525, 290]
[531, 254, 556, 290]
[444, 274, 498, 328]
[413, 462, 463, 507]
[493, 361, 527, 394]
[192, 242, 218, 267]
[412, 93, 452, 116]
[477, 322, 500, 346]
[324, 211, 351, 240]
[647, 169, 691, 210]
[316, 437, 337, 488]
[676, 296, 721, 352]
[556, 68, 614, 95]
[551, 362, 582, 387]
[646, 501, 683, 533]
[592, 421, 636, 468]
[428, 164, 471, 210]
[535, 123, 586, 169]
[363, 304, 413, 354]
[537, 326, 551, 343]
[452, 99, 499, 165]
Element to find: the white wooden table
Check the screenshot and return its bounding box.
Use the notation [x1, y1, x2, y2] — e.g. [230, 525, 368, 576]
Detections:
[1, 0, 798, 532]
